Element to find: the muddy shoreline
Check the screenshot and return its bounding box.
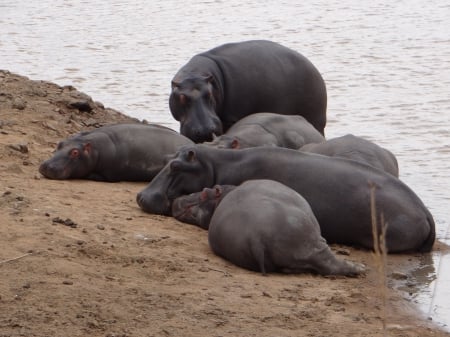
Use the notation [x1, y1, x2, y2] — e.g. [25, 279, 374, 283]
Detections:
[1, 70, 449, 337]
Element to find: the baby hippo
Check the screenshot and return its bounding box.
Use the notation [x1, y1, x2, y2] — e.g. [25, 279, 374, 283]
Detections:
[172, 180, 364, 276]
[206, 112, 325, 149]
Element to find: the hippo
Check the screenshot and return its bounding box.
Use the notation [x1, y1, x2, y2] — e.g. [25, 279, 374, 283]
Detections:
[137, 144, 435, 253]
[300, 134, 399, 177]
[39, 123, 193, 182]
[174, 180, 364, 276]
[169, 40, 327, 143]
[172, 184, 235, 229]
[205, 112, 325, 149]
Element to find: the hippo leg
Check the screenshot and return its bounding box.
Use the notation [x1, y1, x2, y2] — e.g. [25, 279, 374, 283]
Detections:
[306, 246, 365, 276]
[280, 245, 365, 277]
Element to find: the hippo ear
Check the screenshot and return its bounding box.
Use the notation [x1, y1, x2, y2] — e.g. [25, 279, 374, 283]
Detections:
[200, 189, 208, 201]
[187, 150, 196, 162]
[171, 80, 180, 90]
[214, 186, 222, 198]
[83, 143, 92, 155]
[231, 138, 240, 149]
[204, 74, 214, 84]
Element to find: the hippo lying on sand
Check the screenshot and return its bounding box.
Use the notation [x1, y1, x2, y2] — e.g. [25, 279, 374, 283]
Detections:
[300, 134, 399, 177]
[137, 144, 435, 253]
[206, 112, 325, 149]
[174, 180, 364, 276]
[170, 40, 327, 142]
[39, 123, 193, 182]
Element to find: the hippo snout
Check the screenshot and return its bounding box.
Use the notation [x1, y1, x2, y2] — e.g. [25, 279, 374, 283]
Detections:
[39, 160, 68, 180]
[182, 120, 223, 143]
[136, 190, 172, 216]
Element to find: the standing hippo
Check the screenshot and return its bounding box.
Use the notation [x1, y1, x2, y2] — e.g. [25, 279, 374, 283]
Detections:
[169, 40, 327, 143]
[205, 112, 325, 149]
[39, 123, 193, 182]
[174, 181, 364, 276]
[137, 145, 435, 253]
[300, 134, 399, 177]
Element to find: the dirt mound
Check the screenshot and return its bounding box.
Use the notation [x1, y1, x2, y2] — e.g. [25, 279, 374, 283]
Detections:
[0, 70, 448, 337]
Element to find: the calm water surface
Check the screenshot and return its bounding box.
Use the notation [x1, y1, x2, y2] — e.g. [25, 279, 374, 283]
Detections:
[1, 0, 449, 330]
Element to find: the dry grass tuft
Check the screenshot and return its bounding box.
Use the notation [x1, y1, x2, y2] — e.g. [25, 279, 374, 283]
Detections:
[370, 182, 388, 336]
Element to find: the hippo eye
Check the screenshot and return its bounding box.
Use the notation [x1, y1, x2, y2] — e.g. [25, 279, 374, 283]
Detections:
[69, 148, 80, 159]
[170, 160, 182, 172]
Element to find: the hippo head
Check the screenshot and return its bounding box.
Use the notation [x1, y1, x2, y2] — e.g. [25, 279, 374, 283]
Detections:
[171, 185, 236, 229]
[136, 145, 215, 216]
[206, 135, 242, 149]
[39, 140, 97, 180]
[169, 75, 223, 143]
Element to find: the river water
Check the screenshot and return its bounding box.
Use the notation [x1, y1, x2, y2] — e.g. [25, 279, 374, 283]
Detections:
[1, 0, 449, 330]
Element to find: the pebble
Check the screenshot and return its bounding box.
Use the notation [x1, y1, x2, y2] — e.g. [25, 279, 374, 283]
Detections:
[8, 143, 28, 153]
[68, 99, 93, 113]
[390, 272, 409, 280]
[12, 97, 26, 110]
[52, 217, 78, 228]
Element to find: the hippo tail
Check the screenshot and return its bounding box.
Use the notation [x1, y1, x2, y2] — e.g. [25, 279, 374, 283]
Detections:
[419, 208, 436, 253]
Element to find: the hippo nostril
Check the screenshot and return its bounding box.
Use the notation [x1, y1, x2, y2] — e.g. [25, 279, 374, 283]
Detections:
[136, 192, 145, 208]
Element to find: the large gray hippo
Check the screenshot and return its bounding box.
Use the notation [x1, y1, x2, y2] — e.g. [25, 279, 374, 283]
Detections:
[205, 112, 325, 149]
[169, 40, 327, 142]
[137, 145, 435, 253]
[174, 180, 364, 276]
[300, 134, 399, 177]
[39, 123, 193, 182]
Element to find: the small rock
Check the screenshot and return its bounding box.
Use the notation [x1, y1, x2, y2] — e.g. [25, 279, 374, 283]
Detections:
[8, 143, 29, 153]
[240, 294, 252, 298]
[96, 224, 105, 230]
[62, 280, 73, 285]
[12, 97, 26, 110]
[94, 101, 104, 109]
[390, 272, 408, 280]
[22, 282, 31, 289]
[68, 100, 93, 113]
[83, 118, 99, 127]
[42, 121, 59, 131]
[262, 291, 272, 298]
[52, 217, 78, 228]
